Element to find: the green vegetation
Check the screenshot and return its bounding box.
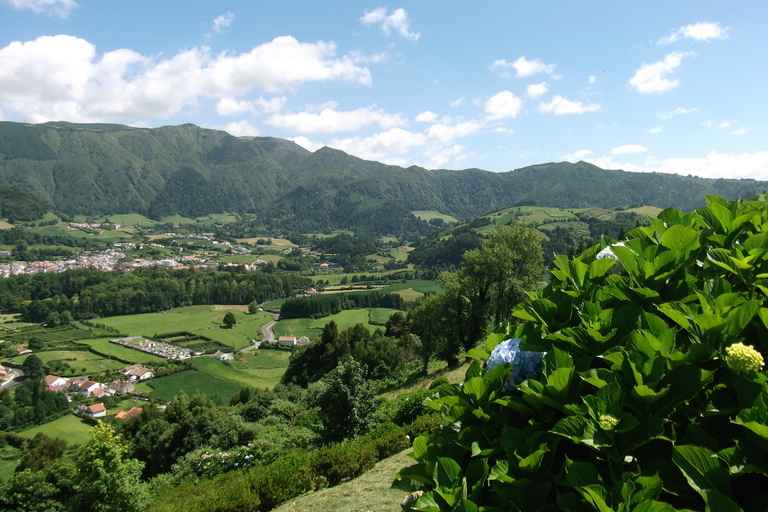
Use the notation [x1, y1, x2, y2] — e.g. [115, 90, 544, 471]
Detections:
[141, 370, 243, 402]
[398, 196, 768, 511]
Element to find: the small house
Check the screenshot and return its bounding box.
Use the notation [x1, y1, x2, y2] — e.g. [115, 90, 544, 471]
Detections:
[278, 336, 296, 347]
[85, 403, 106, 418]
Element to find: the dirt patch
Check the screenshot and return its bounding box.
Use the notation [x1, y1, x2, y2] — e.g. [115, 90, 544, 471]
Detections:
[211, 305, 250, 312]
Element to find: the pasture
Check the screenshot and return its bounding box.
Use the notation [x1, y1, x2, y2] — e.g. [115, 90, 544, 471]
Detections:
[96, 305, 275, 350]
[74, 338, 165, 365]
[411, 210, 459, 223]
[273, 307, 402, 340]
[139, 370, 242, 402]
[18, 414, 94, 447]
[15, 349, 126, 374]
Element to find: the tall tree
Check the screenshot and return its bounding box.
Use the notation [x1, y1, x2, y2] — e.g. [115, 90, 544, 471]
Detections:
[73, 422, 150, 512]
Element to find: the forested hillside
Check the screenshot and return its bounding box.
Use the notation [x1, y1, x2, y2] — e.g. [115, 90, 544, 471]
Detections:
[0, 121, 765, 236]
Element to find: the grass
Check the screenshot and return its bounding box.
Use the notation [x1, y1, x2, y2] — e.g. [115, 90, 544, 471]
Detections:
[411, 210, 458, 223]
[272, 318, 322, 340]
[140, 369, 243, 402]
[0, 458, 19, 482]
[96, 305, 274, 350]
[272, 449, 414, 512]
[369, 308, 401, 324]
[19, 349, 125, 374]
[74, 338, 165, 364]
[107, 213, 155, 226]
[192, 351, 290, 390]
[274, 308, 400, 339]
[18, 414, 94, 447]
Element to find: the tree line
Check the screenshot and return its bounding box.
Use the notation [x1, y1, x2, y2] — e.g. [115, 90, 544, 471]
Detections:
[279, 291, 405, 319]
[0, 267, 312, 322]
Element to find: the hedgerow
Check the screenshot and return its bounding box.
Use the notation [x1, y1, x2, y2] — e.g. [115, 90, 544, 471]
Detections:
[397, 196, 768, 512]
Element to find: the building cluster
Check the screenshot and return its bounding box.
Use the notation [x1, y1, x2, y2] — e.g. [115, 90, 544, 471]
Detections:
[0, 249, 126, 277]
[110, 336, 200, 360]
[44, 363, 155, 401]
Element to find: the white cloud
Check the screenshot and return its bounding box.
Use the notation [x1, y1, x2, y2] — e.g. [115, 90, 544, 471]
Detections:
[1, 0, 77, 17]
[656, 107, 698, 120]
[213, 12, 235, 34]
[290, 136, 324, 152]
[422, 145, 465, 169]
[611, 144, 647, 155]
[328, 128, 427, 165]
[588, 151, 768, 180]
[485, 91, 524, 120]
[360, 7, 420, 41]
[415, 111, 438, 123]
[648, 126, 664, 134]
[658, 22, 729, 44]
[216, 96, 286, 116]
[449, 97, 465, 108]
[491, 56, 556, 78]
[588, 75, 597, 84]
[265, 106, 406, 133]
[629, 52, 695, 93]
[526, 82, 548, 99]
[426, 121, 482, 145]
[563, 149, 592, 162]
[539, 95, 601, 115]
[213, 120, 260, 137]
[730, 127, 750, 136]
[0, 35, 374, 123]
[704, 119, 732, 129]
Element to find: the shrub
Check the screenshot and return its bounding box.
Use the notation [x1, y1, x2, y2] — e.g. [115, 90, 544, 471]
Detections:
[397, 197, 768, 512]
[309, 438, 377, 486]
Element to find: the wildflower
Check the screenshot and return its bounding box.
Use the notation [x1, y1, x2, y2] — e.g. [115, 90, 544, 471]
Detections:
[725, 342, 765, 374]
[487, 338, 546, 391]
[599, 414, 619, 431]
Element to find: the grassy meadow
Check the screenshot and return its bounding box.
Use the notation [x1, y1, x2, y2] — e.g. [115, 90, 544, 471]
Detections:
[96, 305, 275, 350]
[273, 307, 403, 340]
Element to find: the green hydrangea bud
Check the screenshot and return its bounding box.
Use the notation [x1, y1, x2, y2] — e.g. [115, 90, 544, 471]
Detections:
[725, 342, 764, 374]
[598, 414, 619, 431]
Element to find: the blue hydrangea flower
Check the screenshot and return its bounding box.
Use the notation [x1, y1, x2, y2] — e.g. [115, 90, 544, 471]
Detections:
[486, 338, 546, 391]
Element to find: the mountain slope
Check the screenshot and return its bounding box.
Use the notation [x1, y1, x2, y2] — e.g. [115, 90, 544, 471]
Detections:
[0, 121, 764, 235]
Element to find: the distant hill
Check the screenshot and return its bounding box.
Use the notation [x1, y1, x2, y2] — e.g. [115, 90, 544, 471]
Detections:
[0, 121, 764, 236]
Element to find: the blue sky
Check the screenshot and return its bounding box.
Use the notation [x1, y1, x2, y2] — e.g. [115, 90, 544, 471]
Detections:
[1, 1, 767, 179]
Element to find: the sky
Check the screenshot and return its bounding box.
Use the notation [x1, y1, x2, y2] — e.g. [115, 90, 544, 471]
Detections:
[1, 1, 767, 180]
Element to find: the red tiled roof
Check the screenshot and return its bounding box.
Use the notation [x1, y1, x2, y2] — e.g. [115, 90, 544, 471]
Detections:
[88, 403, 106, 413]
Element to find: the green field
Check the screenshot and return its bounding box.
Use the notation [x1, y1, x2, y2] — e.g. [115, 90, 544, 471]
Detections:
[74, 338, 165, 364]
[192, 351, 290, 389]
[273, 307, 400, 339]
[139, 370, 243, 402]
[411, 210, 459, 223]
[96, 305, 274, 350]
[15, 349, 126, 374]
[107, 213, 155, 226]
[18, 414, 94, 447]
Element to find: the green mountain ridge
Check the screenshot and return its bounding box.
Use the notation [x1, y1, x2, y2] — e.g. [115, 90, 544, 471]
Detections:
[0, 121, 764, 236]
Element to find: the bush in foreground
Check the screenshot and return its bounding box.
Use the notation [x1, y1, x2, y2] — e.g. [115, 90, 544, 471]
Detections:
[397, 196, 768, 511]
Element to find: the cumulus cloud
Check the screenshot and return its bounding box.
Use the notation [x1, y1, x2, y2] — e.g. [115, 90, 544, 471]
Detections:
[658, 22, 729, 44]
[563, 149, 593, 162]
[611, 144, 647, 154]
[0, 35, 373, 123]
[526, 82, 548, 99]
[360, 7, 420, 41]
[491, 56, 555, 78]
[328, 128, 427, 165]
[589, 75, 597, 84]
[426, 121, 482, 145]
[216, 96, 285, 116]
[213, 12, 235, 34]
[290, 136, 325, 152]
[213, 120, 260, 137]
[656, 107, 698, 120]
[629, 52, 695, 93]
[1, 0, 77, 17]
[264, 105, 406, 133]
[648, 126, 664, 134]
[539, 95, 601, 115]
[422, 145, 465, 169]
[588, 151, 768, 180]
[485, 91, 524, 120]
[415, 111, 438, 123]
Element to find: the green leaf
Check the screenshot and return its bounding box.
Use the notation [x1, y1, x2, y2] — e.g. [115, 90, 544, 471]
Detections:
[660, 224, 701, 256]
[434, 457, 462, 489]
[551, 416, 611, 448]
[631, 501, 675, 512]
[466, 348, 489, 360]
[672, 445, 731, 498]
[463, 377, 488, 402]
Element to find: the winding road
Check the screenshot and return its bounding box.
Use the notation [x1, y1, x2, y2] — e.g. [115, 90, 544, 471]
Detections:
[240, 309, 279, 352]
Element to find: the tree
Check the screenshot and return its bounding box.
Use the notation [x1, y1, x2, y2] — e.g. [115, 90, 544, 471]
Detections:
[21, 354, 44, 380]
[17, 433, 67, 473]
[73, 422, 149, 512]
[222, 311, 237, 328]
[313, 357, 376, 443]
[247, 301, 259, 314]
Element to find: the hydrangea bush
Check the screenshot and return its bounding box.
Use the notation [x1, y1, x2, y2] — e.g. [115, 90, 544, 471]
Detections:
[396, 196, 768, 512]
